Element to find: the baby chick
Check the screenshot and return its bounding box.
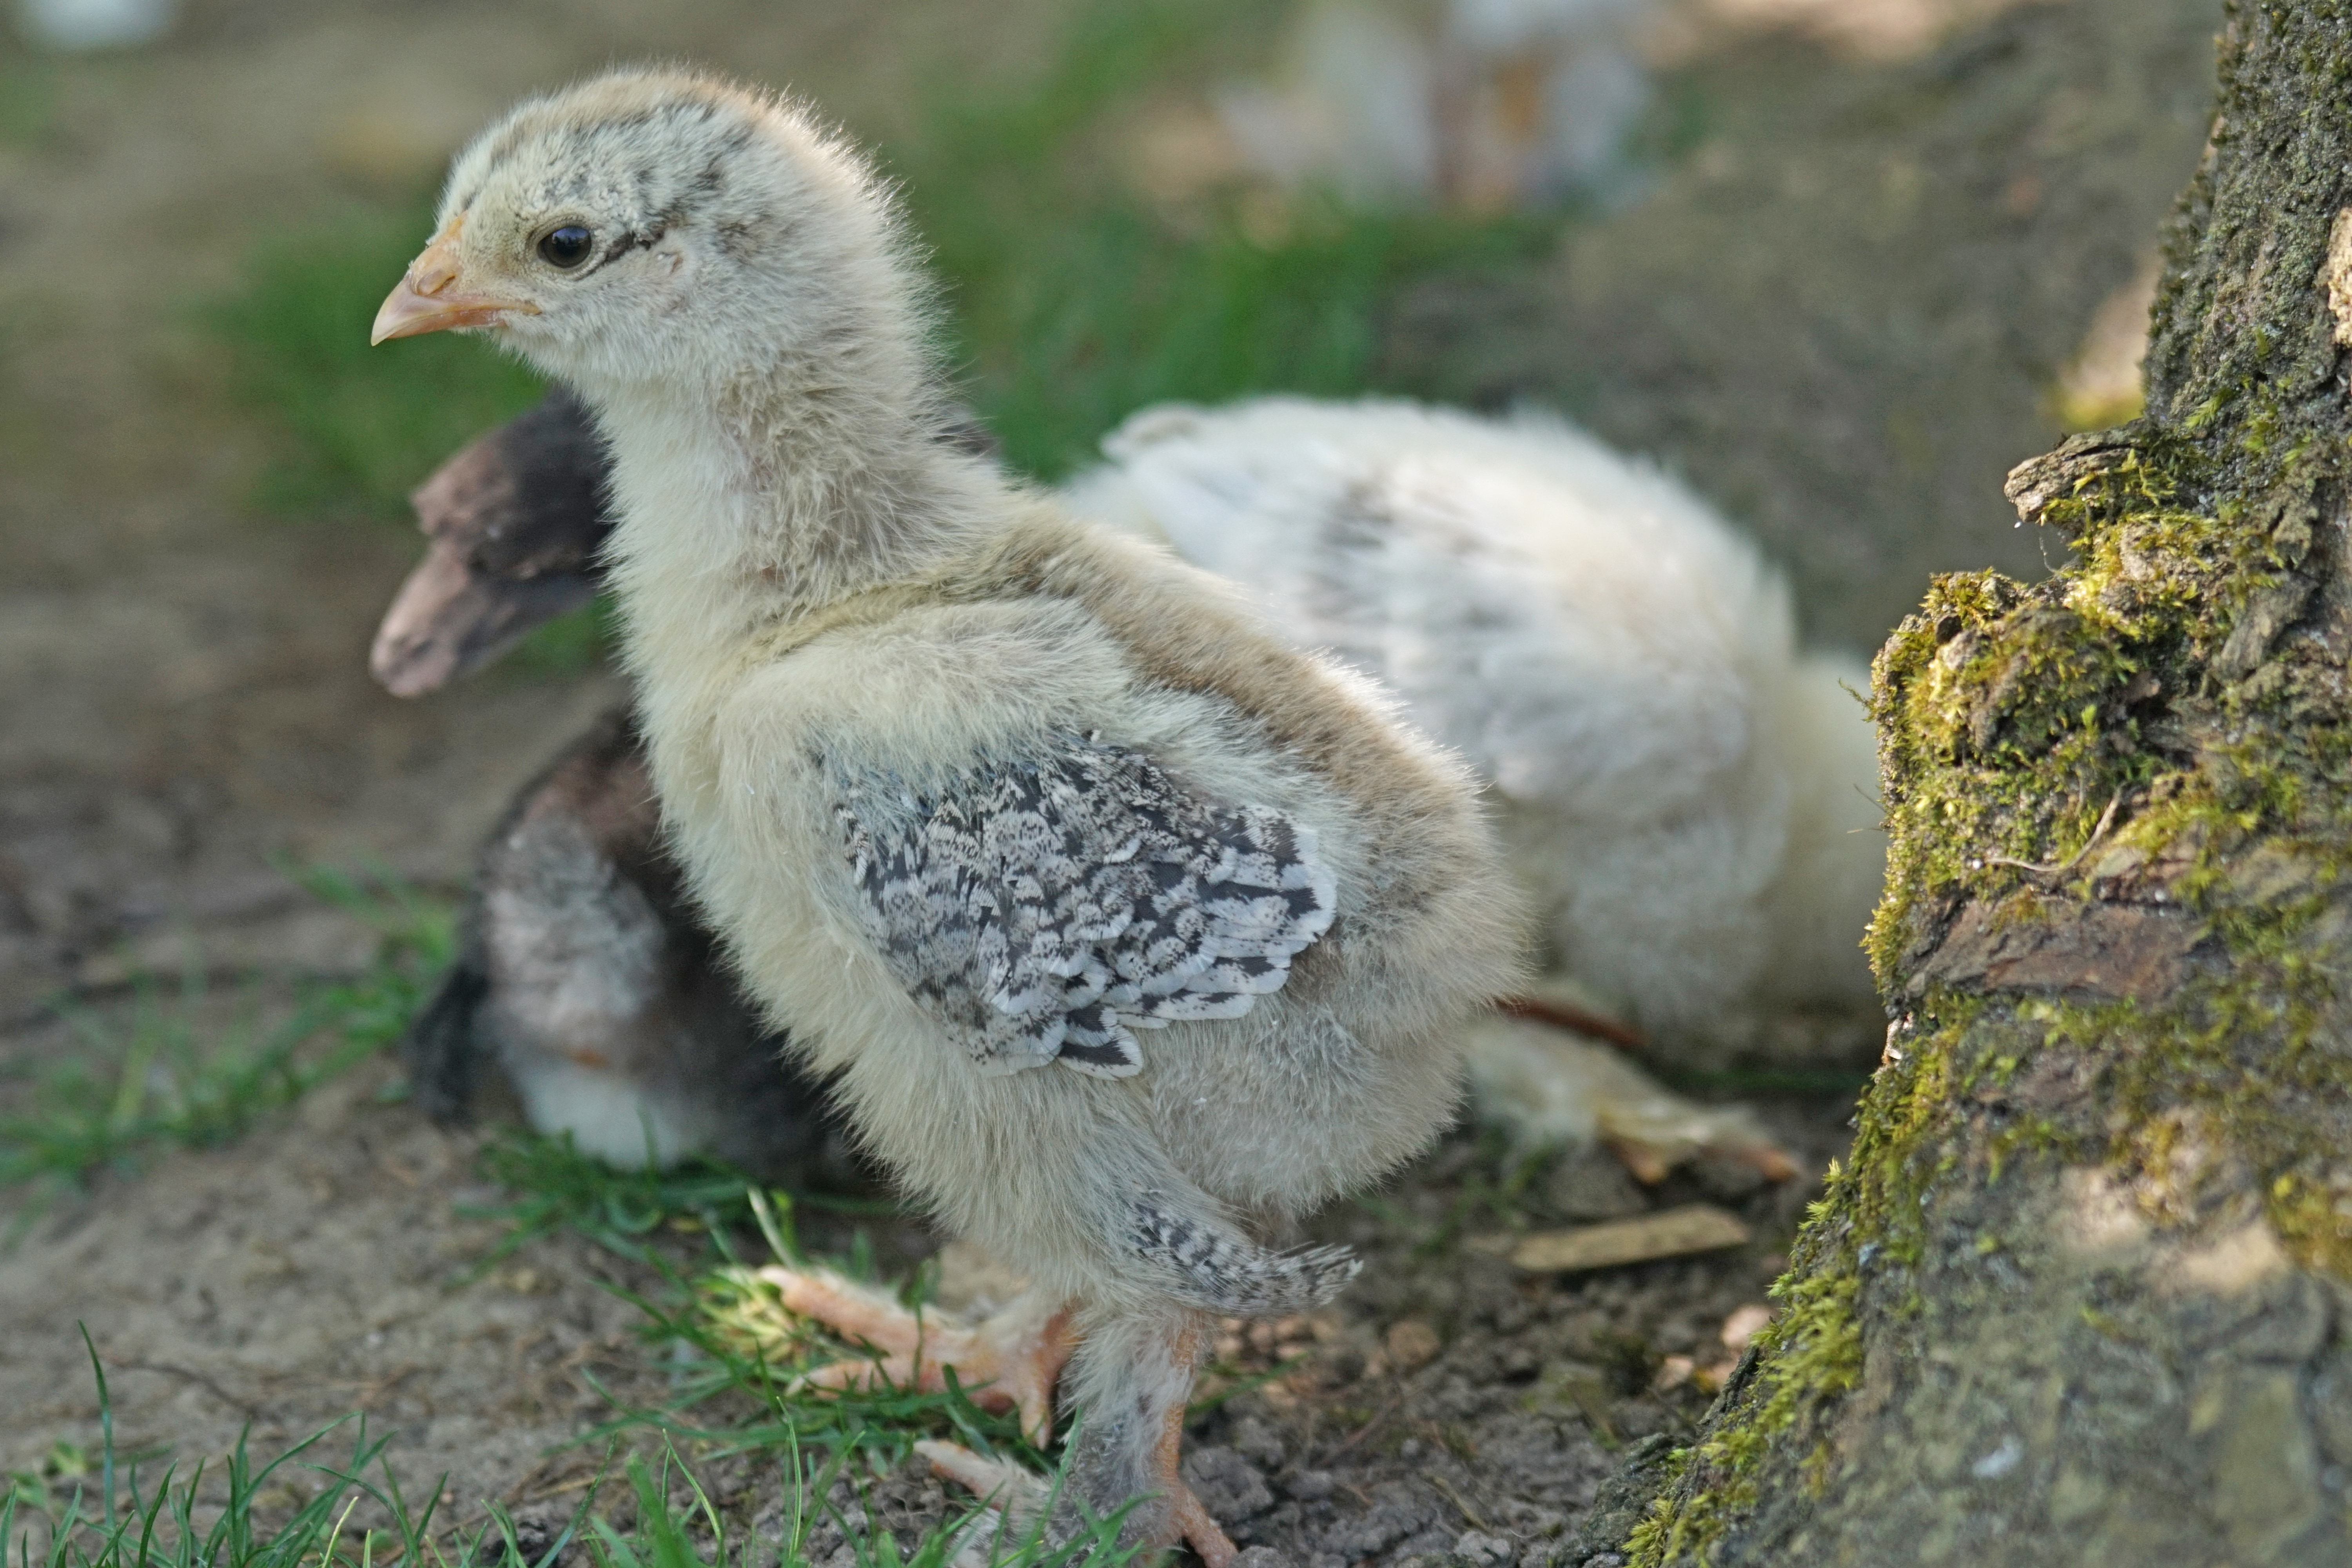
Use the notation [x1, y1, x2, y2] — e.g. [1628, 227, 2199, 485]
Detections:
[371, 388, 608, 699]
[1068, 397, 1885, 1076]
[405, 704, 833, 1177]
[373, 69, 1523, 1561]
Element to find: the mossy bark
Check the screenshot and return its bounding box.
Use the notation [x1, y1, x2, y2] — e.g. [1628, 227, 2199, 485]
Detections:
[1572, 7, 2352, 1564]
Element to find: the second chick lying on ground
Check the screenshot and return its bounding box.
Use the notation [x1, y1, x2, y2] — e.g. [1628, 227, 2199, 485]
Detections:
[372, 68, 1525, 1564]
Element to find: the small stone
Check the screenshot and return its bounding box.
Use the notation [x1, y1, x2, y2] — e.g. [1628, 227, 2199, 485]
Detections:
[1386, 1318, 1443, 1372]
[1540, 1149, 1648, 1222]
[1232, 1549, 1295, 1568]
[1182, 1447, 1275, 1522]
[1719, 1303, 1772, 1354]
[1230, 1414, 1287, 1470]
[1690, 1149, 1769, 1201]
[1284, 1468, 1337, 1501]
[1452, 1530, 1515, 1568]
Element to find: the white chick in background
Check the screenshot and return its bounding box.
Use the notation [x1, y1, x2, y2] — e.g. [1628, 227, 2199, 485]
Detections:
[1065, 397, 1885, 1167]
[1214, 0, 1657, 209]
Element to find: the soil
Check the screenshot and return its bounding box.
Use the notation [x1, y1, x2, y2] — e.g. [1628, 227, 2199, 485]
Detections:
[0, 0, 2222, 1560]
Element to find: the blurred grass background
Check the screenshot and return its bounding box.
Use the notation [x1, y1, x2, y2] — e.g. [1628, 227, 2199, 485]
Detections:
[211, 0, 1581, 521]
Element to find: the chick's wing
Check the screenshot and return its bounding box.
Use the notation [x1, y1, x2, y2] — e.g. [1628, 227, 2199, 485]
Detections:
[833, 736, 1335, 1077]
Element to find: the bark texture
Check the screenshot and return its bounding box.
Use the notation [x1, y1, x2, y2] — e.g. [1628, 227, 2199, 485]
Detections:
[1571, 7, 2352, 1563]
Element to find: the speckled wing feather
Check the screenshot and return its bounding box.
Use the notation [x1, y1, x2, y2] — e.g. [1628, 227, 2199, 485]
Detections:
[835, 738, 1336, 1077]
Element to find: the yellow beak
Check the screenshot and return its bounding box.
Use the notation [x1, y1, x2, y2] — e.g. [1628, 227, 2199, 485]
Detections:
[370, 215, 540, 345]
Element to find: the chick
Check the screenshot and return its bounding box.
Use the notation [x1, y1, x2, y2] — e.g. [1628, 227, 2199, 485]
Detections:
[381, 403, 992, 1179]
[1067, 397, 1885, 1074]
[372, 69, 1524, 1561]
[1212, 0, 1654, 210]
[405, 705, 833, 1176]
[371, 388, 608, 699]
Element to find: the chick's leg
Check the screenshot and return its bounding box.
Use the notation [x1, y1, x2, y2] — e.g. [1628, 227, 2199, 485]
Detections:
[1151, 1321, 1238, 1568]
[922, 1309, 1234, 1564]
[1061, 1308, 1235, 1563]
[758, 1265, 1074, 1443]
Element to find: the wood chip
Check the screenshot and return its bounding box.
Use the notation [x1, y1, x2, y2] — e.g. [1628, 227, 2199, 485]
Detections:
[1509, 1205, 1753, 1274]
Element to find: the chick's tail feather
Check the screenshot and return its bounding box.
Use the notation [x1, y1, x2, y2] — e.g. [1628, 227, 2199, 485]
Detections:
[402, 909, 489, 1124]
[1131, 1196, 1359, 1318]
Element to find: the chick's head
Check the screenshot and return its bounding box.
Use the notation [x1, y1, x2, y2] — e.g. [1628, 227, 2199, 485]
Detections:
[372, 69, 921, 397]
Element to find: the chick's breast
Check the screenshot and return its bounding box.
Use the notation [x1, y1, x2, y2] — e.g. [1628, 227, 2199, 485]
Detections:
[657, 547, 1514, 1287]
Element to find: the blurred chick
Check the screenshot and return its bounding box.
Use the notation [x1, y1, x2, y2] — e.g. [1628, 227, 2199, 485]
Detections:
[406, 705, 832, 1177]
[1068, 398, 1884, 1068]
[1213, 0, 1654, 209]
[384, 400, 987, 1181]
[371, 68, 1523, 1563]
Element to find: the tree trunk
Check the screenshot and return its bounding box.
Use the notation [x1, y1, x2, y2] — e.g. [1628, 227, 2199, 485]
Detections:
[1572, 7, 2352, 1563]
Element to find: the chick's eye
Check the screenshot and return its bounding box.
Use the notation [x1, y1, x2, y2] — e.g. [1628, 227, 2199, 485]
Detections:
[537, 225, 594, 269]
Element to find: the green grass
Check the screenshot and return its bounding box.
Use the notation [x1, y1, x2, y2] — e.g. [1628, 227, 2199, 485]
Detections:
[211, 207, 546, 519]
[890, 0, 1566, 478]
[454, 1134, 1056, 1480]
[0, 867, 452, 1210]
[0, 60, 59, 148]
[211, 0, 1572, 522]
[9, 1336, 1136, 1568]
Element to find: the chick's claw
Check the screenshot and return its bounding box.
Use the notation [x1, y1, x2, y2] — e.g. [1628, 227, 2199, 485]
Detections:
[1152, 1400, 1239, 1568]
[759, 1264, 1074, 1443]
[916, 1421, 1239, 1568]
[1469, 1013, 1802, 1187]
[1595, 1091, 1800, 1187]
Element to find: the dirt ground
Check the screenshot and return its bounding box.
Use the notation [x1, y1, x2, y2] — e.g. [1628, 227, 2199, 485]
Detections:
[0, 0, 2222, 1559]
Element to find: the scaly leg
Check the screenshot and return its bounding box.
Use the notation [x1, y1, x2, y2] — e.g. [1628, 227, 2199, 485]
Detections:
[758, 1265, 1074, 1443]
[1152, 1323, 1237, 1568]
[922, 1312, 1237, 1565]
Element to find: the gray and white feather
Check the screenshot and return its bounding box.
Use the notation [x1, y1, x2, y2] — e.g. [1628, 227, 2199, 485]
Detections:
[836, 737, 1336, 1078]
[1131, 1197, 1361, 1316]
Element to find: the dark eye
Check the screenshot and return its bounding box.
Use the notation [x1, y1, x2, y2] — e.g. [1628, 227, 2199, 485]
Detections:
[537, 225, 593, 269]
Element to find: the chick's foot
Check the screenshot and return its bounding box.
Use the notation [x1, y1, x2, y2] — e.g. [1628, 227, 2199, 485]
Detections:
[1466, 1013, 1800, 1185]
[759, 1265, 1074, 1442]
[1152, 1396, 1240, 1568]
[915, 1348, 1238, 1568]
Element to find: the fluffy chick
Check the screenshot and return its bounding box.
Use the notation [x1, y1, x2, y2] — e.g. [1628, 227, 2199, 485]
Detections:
[404, 706, 835, 1176]
[1068, 396, 1886, 1074]
[373, 68, 1523, 1561]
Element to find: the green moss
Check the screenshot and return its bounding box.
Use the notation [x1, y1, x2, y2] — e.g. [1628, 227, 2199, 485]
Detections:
[1624, 992, 1995, 1566]
[1621, 398, 2352, 1558]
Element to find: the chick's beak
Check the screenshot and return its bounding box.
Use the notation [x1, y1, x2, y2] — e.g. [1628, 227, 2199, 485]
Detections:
[370, 217, 539, 345]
